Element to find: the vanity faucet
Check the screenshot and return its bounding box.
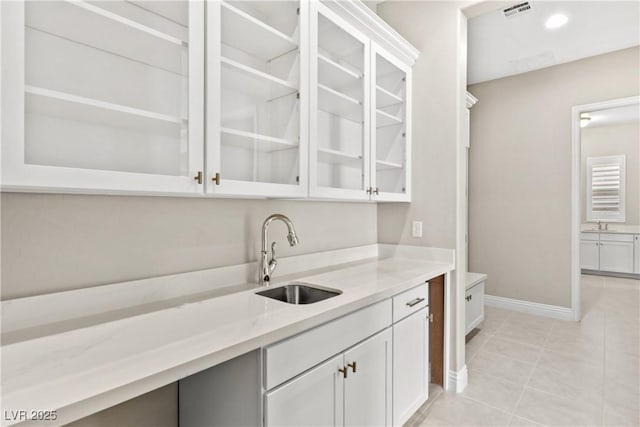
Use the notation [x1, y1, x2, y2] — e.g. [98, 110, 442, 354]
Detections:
[259, 214, 299, 287]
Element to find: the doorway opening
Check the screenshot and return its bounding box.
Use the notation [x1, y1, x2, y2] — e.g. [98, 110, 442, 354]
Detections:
[571, 96, 640, 321]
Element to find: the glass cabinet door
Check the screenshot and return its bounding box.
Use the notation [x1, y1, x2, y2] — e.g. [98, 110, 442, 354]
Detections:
[371, 45, 410, 201]
[309, 3, 370, 200]
[207, 0, 307, 197]
[2, 1, 204, 194]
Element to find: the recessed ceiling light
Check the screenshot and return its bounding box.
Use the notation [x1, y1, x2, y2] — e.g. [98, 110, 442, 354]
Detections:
[545, 13, 568, 29]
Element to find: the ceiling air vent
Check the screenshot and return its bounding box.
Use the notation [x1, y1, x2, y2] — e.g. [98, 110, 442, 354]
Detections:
[503, 2, 532, 18]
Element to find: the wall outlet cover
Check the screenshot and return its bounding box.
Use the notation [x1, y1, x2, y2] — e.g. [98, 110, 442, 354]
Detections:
[412, 221, 423, 238]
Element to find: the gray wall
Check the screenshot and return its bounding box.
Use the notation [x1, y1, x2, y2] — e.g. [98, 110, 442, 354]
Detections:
[581, 122, 640, 225]
[376, 1, 465, 250]
[1, 194, 377, 299]
[468, 47, 640, 308]
[375, 0, 471, 389]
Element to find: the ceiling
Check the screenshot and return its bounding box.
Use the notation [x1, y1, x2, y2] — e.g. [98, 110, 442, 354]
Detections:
[468, 1, 640, 84]
[584, 104, 640, 129]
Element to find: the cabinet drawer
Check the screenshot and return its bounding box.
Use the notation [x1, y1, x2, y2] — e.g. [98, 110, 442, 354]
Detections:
[600, 233, 634, 242]
[264, 299, 392, 390]
[465, 281, 484, 334]
[392, 282, 429, 323]
[580, 232, 599, 241]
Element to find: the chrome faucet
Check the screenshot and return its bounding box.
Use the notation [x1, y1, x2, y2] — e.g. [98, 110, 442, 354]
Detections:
[596, 221, 608, 231]
[259, 214, 299, 286]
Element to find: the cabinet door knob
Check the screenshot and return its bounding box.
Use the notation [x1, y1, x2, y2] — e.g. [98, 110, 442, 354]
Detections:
[338, 367, 348, 379]
[212, 172, 221, 185]
[347, 361, 357, 373]
[194, 171, 203, 184]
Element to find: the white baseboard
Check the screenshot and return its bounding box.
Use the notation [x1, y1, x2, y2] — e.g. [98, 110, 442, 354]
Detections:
[485, 295, 572, 321]
[448, 365, 468, 393]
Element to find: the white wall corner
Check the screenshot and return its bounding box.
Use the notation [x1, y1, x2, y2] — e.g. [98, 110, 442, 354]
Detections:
[448, 365, 468, 393]
[485, 295, 573, 321]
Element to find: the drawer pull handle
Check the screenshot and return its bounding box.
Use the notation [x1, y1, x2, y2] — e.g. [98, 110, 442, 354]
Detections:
[406, 297, 425, 307]
[338, 367, 348, 379]
[466, 295, 472, 302]
[348, 361, 357, 373]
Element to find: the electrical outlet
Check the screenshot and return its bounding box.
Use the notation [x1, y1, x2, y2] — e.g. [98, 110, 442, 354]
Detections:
[412, 221, 423, 238]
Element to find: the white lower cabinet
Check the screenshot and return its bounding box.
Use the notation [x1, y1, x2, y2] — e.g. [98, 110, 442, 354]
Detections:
[344, 329, 393, 427]
[465, 281, 485, 335]
[265, 328, 392, 427]
[393, 307, 429, 427]
[181, 285, 432, 427]
[580, 233, 600, 270]
[265, 354, 344, 427]
[599, 234, 634, 274]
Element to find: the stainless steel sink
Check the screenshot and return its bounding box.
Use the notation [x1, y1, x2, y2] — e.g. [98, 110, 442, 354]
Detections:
[256, 282, 341, 304]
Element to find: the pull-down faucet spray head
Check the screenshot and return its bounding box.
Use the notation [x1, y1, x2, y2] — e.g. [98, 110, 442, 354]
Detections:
[259, 214, 300, 286]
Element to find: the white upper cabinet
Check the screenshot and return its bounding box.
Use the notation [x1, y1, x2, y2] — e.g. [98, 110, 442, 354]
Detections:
[309, 2, 416, 202]
[309, 2, 371, 201]
[1, 1, 205, 195]
[371, 45, 411, 202]
[1, 0, 417, 201]
[205, 0, 308, 198]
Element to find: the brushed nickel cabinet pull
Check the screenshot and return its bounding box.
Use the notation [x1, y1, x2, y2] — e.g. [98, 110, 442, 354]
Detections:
[338, 367, 348, 379]
[212, 172, 221, 185]
[406, 297, 425, 307]
[194, 171, 203, 184]
[348, 361, 357, 373]
[374, 187, 379, 195]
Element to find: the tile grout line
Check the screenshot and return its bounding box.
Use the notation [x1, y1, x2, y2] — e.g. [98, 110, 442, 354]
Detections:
[508, 318, 551, 425]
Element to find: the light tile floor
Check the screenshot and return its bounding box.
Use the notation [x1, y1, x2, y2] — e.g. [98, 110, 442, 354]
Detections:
[407, 274, 639, 427]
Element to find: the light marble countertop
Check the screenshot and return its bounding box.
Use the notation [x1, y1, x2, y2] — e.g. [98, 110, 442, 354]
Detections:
[1, 252, 453, 426]
[581, 224, 640, 234]
[465, 272, 487, 290]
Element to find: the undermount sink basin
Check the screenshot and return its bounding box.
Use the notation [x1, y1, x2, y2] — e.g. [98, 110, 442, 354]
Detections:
[256, 282, 342, 304]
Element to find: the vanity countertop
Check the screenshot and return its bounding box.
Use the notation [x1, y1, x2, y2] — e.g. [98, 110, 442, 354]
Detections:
[580, 224, 640, 234]
[1, 249, 453, 426]
[465, 272, 487, 290]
